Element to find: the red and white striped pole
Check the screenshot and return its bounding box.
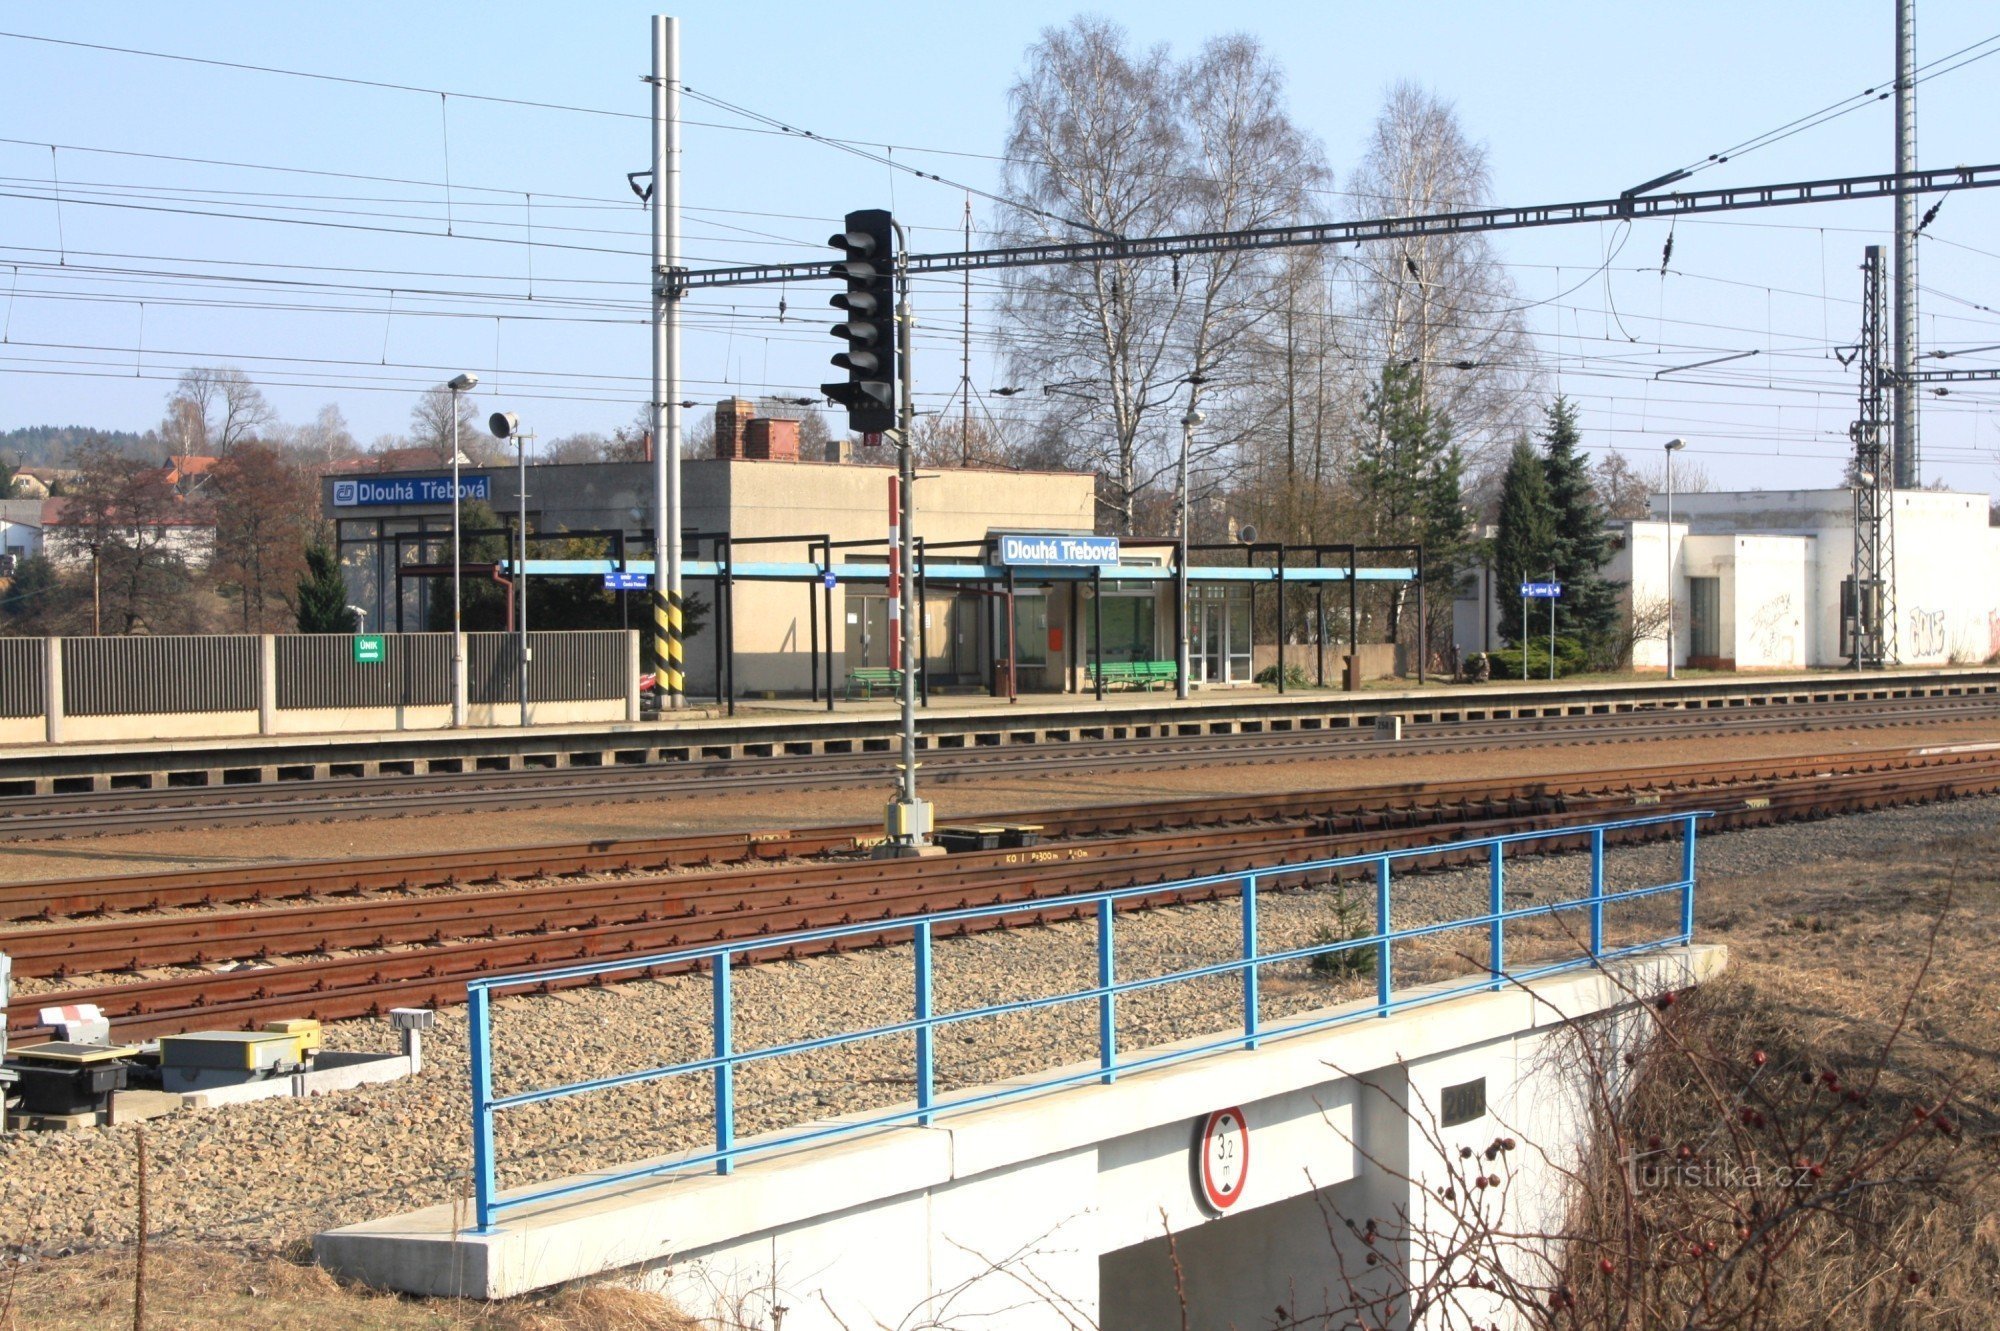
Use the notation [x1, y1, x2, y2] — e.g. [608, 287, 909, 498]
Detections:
[886, 474, 902, 672]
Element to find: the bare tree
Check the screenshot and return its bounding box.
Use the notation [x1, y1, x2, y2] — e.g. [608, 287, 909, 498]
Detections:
[57, 443, 204, 634]
[163, 367, 275, 457]
[1634, 452, 1712, 502]
[407, 384, 492, 466]
[1345, 83, 1535, 478]
[996, 22, 1321, 534]
[545, 431, 612, 464]
[288, 404, 360, 466]
[209, 443, 321, 630]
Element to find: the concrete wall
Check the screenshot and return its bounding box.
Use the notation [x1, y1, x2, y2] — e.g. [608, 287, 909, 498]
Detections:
[1729, 535, 1813, 669]
[1655, 487, 2000, 667]
[318, 947, 1724, 1331]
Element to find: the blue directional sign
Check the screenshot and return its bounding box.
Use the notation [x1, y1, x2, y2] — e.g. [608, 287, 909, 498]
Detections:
[603, 572, 649, 591]
[1519, 581, 1564, 599]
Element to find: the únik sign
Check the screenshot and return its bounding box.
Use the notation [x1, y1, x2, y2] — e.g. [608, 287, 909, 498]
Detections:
[352, 635, 386, 665]
[1519, 581, 1564, 599]
[997, 533, 1120, 567]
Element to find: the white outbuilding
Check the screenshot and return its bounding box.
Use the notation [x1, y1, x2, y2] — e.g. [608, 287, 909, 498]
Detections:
[1458, 488, 2000, 671]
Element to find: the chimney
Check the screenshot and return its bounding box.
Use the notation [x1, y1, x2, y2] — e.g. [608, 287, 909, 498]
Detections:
[714, 398, 757, 460]
[742, 417, 800, 462]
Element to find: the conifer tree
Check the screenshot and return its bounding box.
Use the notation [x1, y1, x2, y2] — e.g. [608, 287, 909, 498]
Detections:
[295, 543, 356, 634]
[1539, 396, 1622, 662]
[1357, 362, 1466, 656]
[1493, 435, 1557, 644]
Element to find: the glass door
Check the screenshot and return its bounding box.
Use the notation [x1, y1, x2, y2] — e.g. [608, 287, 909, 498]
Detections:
[1193, 592, 1253, 683]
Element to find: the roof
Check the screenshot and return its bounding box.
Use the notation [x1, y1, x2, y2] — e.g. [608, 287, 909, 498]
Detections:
[40, 495, 214, 530]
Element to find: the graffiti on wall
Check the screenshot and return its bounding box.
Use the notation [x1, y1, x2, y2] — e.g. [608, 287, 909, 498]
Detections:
[1907, 607, 1948, 660]
[1749, 595, 1796, 664]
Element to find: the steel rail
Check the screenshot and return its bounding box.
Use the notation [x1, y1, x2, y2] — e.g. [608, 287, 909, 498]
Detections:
[3, 692, 1997, 841]
[2, 738, 1988, 923]
[8, 745, 2000, 1041]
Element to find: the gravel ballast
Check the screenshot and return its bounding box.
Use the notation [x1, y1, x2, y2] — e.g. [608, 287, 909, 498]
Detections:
[3, 793, 1996, 1257]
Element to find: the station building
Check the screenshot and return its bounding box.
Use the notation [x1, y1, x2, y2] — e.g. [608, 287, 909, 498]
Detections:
[323, 401, 1401, 698]
[1455, 486, 2000, 670]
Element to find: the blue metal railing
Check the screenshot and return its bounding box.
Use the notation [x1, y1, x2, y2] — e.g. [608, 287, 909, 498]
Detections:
[464, 811, 1708, 1231]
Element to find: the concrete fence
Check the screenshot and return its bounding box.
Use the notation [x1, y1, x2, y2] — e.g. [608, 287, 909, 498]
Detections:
[0, 631, 641, 745]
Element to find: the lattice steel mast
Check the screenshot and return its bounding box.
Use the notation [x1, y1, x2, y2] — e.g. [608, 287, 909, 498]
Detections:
[1848, 246, 1895, 669]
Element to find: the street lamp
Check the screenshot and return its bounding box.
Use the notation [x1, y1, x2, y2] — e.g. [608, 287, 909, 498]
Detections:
[490, 410, 533, 727]
[1663, 438, 1686, 680]
[1177, 406, 1204, 700]
[446, 372, 478, 728]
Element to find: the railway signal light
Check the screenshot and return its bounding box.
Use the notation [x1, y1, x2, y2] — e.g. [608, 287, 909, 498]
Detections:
[821, 208, 897, 434]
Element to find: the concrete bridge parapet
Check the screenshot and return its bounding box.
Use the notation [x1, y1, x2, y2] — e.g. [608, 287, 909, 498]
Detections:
[318, 945, 1725, 1328]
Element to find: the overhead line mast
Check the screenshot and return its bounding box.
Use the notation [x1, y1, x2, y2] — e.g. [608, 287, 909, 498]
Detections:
[670, 163, 2000, 290]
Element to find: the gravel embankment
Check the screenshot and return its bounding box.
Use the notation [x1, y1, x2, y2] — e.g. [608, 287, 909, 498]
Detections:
[2, 793, 1995, 1256]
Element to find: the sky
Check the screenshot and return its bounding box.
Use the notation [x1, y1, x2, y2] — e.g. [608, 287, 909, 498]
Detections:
[1, 1, 1996, 495]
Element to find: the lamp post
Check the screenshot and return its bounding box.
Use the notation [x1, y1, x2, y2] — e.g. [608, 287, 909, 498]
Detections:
[490, 411, 533, 727]
[446, 373, 478, 728]
[1664, 438, 1686, 679]
[1177, 406, 1203, 700]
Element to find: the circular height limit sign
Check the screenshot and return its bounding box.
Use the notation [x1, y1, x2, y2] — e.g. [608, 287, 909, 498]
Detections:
[1195, 1106, 1250, 1212]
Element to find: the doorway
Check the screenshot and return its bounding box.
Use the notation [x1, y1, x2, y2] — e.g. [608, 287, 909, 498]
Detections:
[1194, 590, 1252, 684]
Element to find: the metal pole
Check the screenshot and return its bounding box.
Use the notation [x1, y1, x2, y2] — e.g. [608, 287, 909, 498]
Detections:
[1275, 545, 1286, 693]
[1892, 0, 1919, 488]
[518, 432, 530, 727]
[879, 223, 928, 855]
[450, 385, 465, 728]
[1177, 409, 1200, 700]
[823, 544, 836, 714]
[1548, 569, 1556, 682]
[1520, 576, 1528, 677]
[1665, 446, 1677, 680]
[1415, 545, 1427, 685]
[1347, 547, 1358, 689]
[917, 536, 929, 708]
[1092, 565, 1104, 702]
[650, 15, 685, 711]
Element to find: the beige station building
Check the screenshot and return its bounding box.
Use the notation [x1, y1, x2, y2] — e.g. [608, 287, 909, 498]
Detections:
[322, 399, 1357, 699]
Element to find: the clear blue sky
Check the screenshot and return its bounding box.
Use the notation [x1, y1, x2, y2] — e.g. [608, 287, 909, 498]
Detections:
[1, 2, 1995, 493]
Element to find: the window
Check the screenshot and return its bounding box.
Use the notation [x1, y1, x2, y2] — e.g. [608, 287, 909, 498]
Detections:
[1086, 593, 1157, 662]
[1688, 577, 1722, 660]
[1012, 593, 1048, 666]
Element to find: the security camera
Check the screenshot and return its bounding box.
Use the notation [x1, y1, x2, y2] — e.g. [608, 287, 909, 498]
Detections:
[448, 373, 479, 392]
[489, 411, 519, 440]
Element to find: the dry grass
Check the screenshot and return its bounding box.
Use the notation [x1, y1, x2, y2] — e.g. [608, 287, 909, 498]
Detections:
[1545, 825, 2000, 1328]
[0, 1246, 699, 1331]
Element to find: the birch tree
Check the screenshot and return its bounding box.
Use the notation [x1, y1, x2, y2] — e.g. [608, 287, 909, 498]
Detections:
[996, 19, 1325, 533]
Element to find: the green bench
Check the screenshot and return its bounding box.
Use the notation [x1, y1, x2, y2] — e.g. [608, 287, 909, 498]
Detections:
[1086, 660, 1179, 691]
[845, 667, 905, 699]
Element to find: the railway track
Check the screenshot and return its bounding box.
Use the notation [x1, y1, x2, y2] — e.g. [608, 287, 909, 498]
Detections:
[8, 743, 1999, 1041]
[3, 691, 1998, 840]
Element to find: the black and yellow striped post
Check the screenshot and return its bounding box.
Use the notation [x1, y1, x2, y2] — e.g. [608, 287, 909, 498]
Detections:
[652, 584, 684, 704]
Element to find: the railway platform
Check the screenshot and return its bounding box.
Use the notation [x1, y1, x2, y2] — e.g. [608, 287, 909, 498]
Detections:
[1, 665, 1996, 797]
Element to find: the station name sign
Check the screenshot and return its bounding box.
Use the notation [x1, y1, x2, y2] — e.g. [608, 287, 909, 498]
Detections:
[997, 534, 1121, 567]
[332, 475, 492, 508]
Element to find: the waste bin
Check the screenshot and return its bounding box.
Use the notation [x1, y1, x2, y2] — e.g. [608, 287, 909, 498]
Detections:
[992, 658, 1014, 697]
[1343, 654, 1363, 692]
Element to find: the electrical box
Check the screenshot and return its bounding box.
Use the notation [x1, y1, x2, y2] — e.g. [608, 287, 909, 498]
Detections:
[8, 1042, 136, 1117]
[262, 1018, 324, 1062]
[158, 1031, 306, 1092]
